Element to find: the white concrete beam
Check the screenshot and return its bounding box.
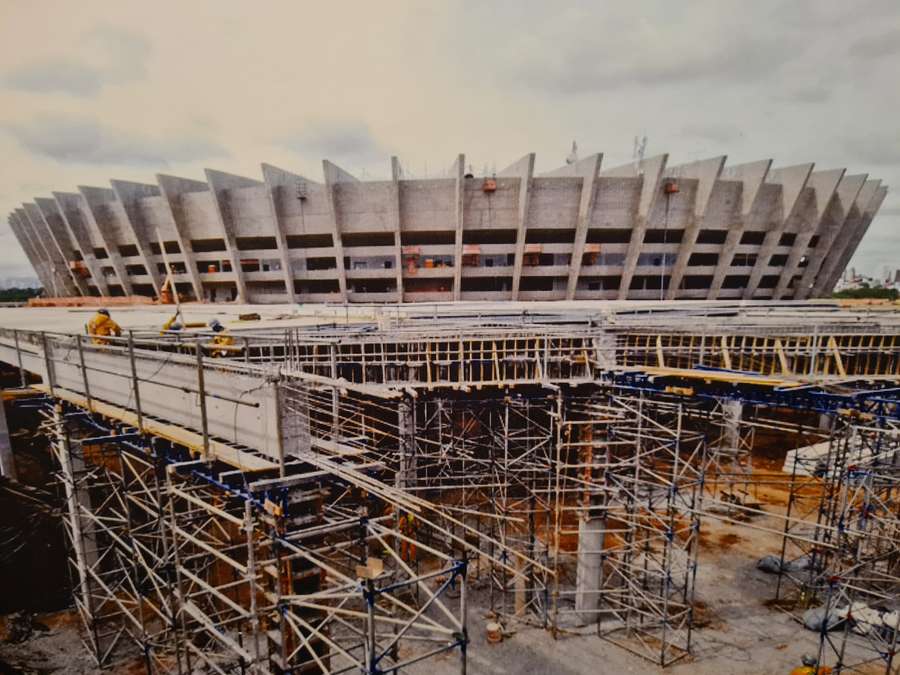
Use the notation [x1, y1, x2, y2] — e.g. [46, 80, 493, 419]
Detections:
[322, 160, 358, 302]
[78, 186, 135, 295]
[205, 169, 262, 304]
[664, 156, 726, 300]
[51, 192, 110, 296]
[774, 168, 844, 300]
[795, 173, 866, 299]
[110, 180, 165, 296]
[742, 163, 814, 300]
[708, 159, 772, 298]
[499, 153, 535, 301]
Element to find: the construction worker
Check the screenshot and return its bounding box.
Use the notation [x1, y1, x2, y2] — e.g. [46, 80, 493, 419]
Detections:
[160, 312, 183, 335]
[207, 319, 235, 357]
[86, 308, 122, 345]
[790, 654, 832, 675]
[398, 511, 417, 563]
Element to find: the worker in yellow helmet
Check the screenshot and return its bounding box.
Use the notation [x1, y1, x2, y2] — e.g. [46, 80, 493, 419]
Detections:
[86, 309, 122, 345]
[790, 654, 832, 675]
[208, 319, 235, 357]
[160, 312, 183, 335]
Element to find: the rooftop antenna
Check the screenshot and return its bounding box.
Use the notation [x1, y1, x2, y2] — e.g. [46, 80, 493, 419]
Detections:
[633, 135, 647, 174]
[566, 140, 578, 166]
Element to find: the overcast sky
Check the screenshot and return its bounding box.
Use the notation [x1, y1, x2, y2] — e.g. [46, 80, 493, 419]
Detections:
[1, 0, 898, 281]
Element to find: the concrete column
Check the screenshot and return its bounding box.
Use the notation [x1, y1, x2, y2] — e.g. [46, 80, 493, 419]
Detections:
[31, 199, 90, 296]
[708, 159, 772, 298]
[9, 213, 54, 293]
[261, 163, 308, 304]
[773, 168, 844, 300]
[205, 169, 264, 303]
[390, 157, 405, 302]
[156, 174, 209, 301]
[608, 154, 668, 300]
[819, 182, 886, 294]
[664, 156, 726, 300]
[541, 153, 603, 300]
[110, 180, 167, 296]
[322, 160, 357, 303]
[795, 174, 865, 300]
[575, 516, 603, 622]
[0, 398, 17, 481]
[498, 153, 535, 301]
[22, 204, 73, 296]
[742, 163, 814, 300]
[451, 154, 466, 301]
[49, 193, 110, 296]
[396, 397, 416, 490]
[78, 186, 135, 295]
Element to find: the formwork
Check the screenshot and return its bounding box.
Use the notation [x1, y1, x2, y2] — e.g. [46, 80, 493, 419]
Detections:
[2, 303, 900, 673]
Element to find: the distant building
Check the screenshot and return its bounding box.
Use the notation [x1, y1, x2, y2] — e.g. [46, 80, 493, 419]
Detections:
[7, 152, 887, 303]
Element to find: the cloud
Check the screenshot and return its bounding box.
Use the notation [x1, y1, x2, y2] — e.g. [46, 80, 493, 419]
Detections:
[844, 133, 900, 167]
[276, 122, 390, 171]
[849, 28, 900, 59]
[2, 26, 151, 97]
[681, 123, 744, 144]
[4, 115, 228, 167]
[486, 5, 801, 94]
[783, 84, 830, 104]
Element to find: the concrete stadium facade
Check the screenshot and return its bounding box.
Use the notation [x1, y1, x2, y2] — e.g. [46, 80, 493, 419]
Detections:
[6, 153, 887, 304]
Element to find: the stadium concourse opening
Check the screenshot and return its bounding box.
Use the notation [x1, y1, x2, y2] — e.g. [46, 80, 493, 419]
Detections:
[0, 300, 900, 674]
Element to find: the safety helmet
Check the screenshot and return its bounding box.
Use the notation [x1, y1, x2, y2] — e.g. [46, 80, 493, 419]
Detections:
[802, 655, 817, 667]
[98, 308, 110, 317]
[209, 319, 224, 332]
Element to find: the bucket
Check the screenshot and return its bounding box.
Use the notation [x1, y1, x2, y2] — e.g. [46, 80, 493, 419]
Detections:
[486, 621, 503, 644]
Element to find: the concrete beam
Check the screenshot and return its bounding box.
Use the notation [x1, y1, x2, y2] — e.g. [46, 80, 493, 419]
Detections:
[78, 186, 135, 295]
[664, 156, 726, 300]
[205, 169, 262, 304]
[390, 157, 405, 301]
[610, 154, 668, 299]
[709, 159, 772, 298]
[156, 175, 208, 301]
[774, 168, 844, 300]
[109, 180, 165, 297]
[23, 202, 76, 296]
[451, 154, 466, 301]
[819, 181, 886, 294]
[323, 160, 358, 302]
[541, 153, 603, 300]
[51, 192, 110, 296]
[742, 163, 814, 300]
[498, 153, 535, 301]
[0, 398, 16, 480]
[34, 197, 91, 296]
[796, 174, 866, 300]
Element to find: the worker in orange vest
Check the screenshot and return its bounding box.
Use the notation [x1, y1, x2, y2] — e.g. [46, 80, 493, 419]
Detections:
[790, 655, 832, 675]
[86, 309, 122, 345]
[398, 511, 417, 563]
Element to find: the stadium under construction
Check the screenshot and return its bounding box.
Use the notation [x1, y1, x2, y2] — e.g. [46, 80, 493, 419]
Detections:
[0, 299, 898, 674]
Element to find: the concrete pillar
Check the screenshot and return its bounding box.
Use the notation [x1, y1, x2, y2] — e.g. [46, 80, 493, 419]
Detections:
[451, 154, 466, 301]
[0, 398, 16, 481]
[575, 516, 603, 622]
[322, 160, 357, 303]
[498, 153, 535, 301]
[396, 397, 416, 490]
